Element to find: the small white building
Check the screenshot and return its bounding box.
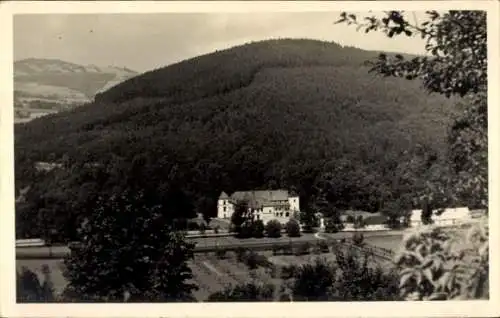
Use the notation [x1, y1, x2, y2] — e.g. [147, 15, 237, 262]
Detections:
[217, 189, 300, 225]
[407, 206, 472, 228]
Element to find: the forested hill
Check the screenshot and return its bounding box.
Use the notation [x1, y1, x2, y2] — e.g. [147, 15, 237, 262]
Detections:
[15, 39, 460, 241]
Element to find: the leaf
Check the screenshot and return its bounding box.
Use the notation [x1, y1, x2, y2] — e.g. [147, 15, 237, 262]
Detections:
[422, 258, 433, 269]
[427, 292, 448, 300]
[423, 268, 435, 286]
[399, 272, 413, 288]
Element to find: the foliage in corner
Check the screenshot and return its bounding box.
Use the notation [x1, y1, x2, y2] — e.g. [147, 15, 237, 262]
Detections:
[16, 265, 55, 302]
[335, 10, 486, 98]
[337, 11, 488, 301]
[395, 220, 488, 300]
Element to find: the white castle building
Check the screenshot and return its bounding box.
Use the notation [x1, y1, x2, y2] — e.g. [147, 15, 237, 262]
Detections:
[217, 189, 300, 224]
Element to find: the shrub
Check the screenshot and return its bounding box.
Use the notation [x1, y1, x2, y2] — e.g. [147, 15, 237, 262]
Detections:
[354, 215, 365, 229]
[396, 220, 489, 300]
[207, 282, 275, 302]
[239, 221, 254, 238]
[244, 251, 259, 270]
[291, 258, 336, 301]
[324, 217, 344, 233]
[272, 245, 281, 256]
[352, 232, 364, 246]
[332, 246, 401, 301]
[235, 247, 248, 262]
[281, 265, 299, 280]
[318, 240, 330, 253]
[265, 220, 282, 238]
[346, 215, 355, 223]
[282, 244, 294, 255]
[312, 245, 322, 255]
[199, 223, 207, 234]
[186, 221, 200, 231]
[254, 254, 273, 269]
[215, 248, 227, 259]
[285, 219, 301, 237]
[295, 242, 311, 256]
[252, 219, 265, 238]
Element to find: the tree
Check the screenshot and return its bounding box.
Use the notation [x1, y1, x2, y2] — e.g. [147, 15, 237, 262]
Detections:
[240, 220, 255, 238]
[332, 246, 401, 301]
[199, 223, 207, 234]
[336, 10, 487, 210]
[285, 219, 301, 237]
[420, 198, 434, 225]
[63, 190, 197, 302]
[252, 219, 265, 238]
[382, 196, 413, 229]
[265, 220, 282, 238]
[346, 215, 355, 224]
[352, 232, 364, 246]
[336, 11, 486, 98]
[336, 11, 489, 300]
[299, 210, 318, 233]
[231, 200, 253, 238]
[203, 214, 212, 225]
[354, 215, 365, 229]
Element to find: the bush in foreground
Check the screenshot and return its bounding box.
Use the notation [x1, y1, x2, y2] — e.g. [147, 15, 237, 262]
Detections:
[396, 220, 489, 300]
[63, 190, 197, 302]
[291, 258, 336, 301]
[207, 282, 275, 302]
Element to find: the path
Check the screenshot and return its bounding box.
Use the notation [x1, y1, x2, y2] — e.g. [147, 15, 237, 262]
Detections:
[202, 261, 224, 276]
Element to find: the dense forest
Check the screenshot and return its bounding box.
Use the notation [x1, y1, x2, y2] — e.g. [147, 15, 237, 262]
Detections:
[14, 39, 462, 241]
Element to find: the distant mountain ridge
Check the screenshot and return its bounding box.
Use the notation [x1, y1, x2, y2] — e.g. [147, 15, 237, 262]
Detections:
[14, 58, 138, 122]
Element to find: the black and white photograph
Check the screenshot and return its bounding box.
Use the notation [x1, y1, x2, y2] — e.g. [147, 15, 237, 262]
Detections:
[1, 1, 498, 317]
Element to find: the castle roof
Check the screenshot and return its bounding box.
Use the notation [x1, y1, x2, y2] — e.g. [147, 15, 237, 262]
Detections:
[219, 189, 292, 209]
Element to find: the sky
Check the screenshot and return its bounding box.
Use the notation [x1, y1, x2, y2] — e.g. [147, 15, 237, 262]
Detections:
[14, 12, 428, 73]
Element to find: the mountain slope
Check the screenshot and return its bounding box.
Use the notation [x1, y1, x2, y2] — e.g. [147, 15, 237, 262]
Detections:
[14, 39, 461, 240]
[14, 58, 138, 122]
